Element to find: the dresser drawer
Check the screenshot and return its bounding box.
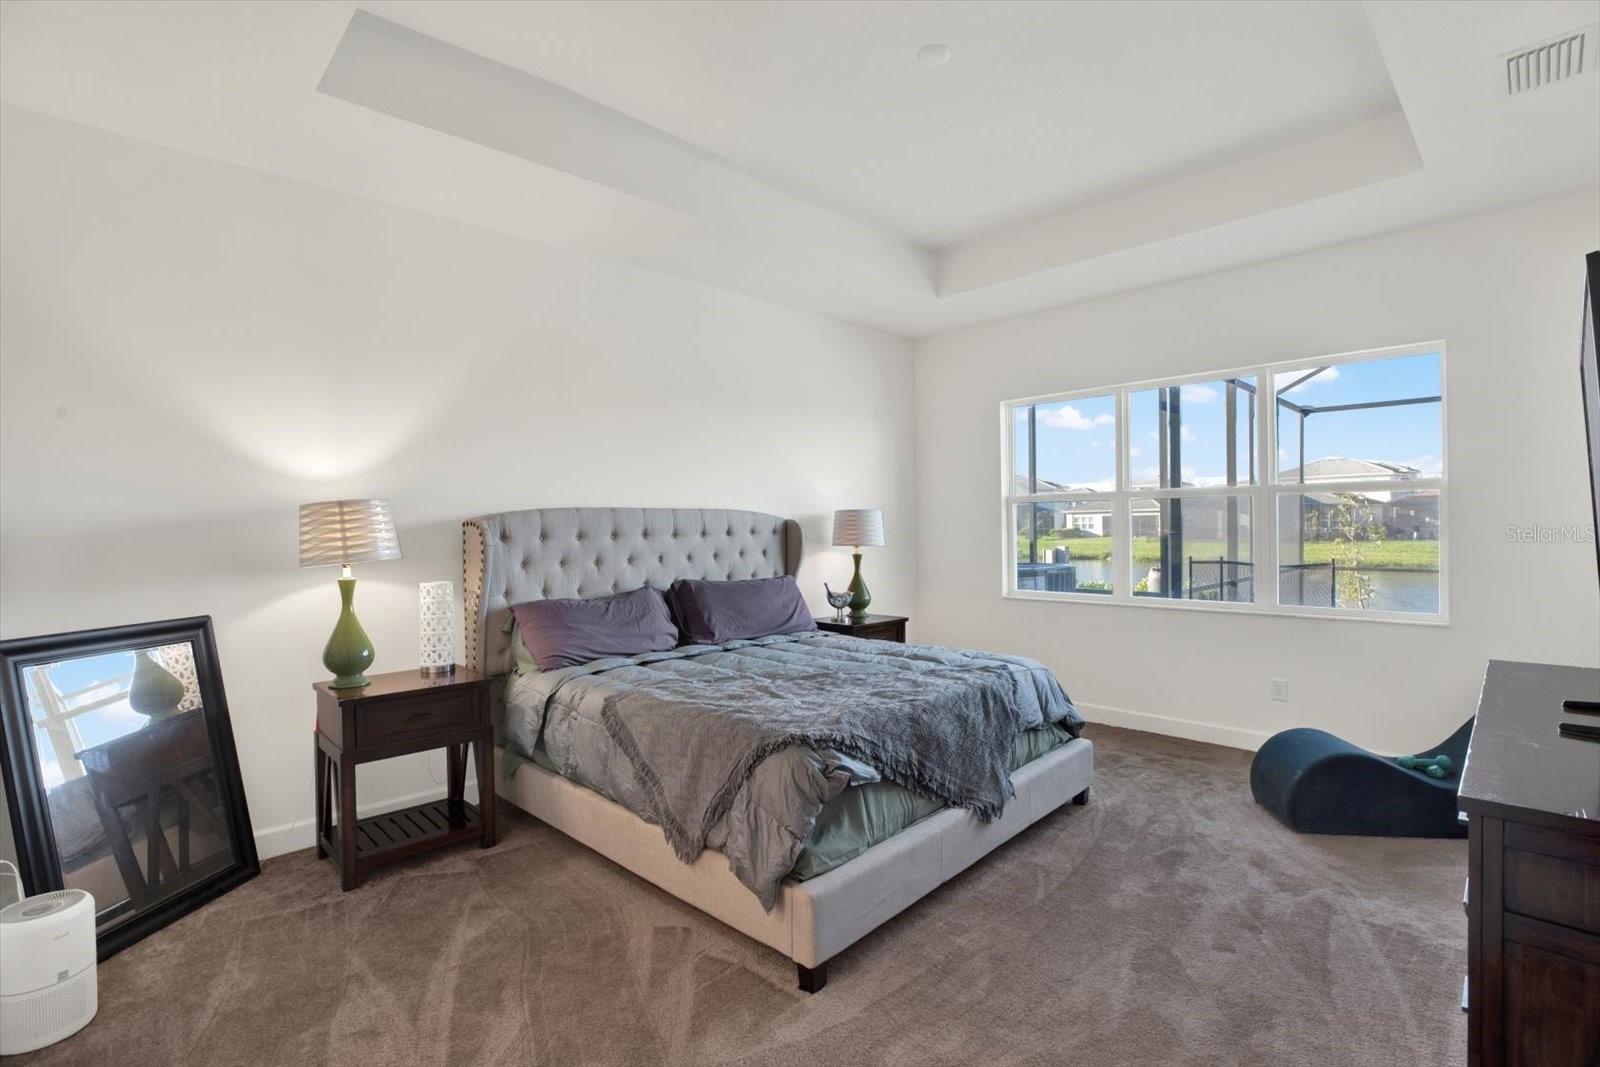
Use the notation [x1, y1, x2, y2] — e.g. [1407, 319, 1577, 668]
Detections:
[356, 690, 480, 747]
[1504, 825, 1600, 935]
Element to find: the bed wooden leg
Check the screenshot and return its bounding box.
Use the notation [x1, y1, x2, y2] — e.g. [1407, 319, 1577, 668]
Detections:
[1071, 786, 1090, 806]
[797, 962, 827, 993]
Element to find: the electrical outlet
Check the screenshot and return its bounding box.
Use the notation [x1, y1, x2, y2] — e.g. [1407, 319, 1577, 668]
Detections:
[1270, 678, 1289, 702]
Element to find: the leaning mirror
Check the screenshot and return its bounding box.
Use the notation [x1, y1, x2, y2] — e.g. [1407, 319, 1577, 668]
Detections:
[0, 616, 257, 958]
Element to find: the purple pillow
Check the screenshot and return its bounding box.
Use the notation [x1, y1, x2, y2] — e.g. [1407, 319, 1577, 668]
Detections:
[668, 575, 817, 645]
[510, 586, 678, 670]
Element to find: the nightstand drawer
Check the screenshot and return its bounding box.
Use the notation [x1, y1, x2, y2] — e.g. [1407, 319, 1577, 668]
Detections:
[814, 614, 908, 643]
[849, 621, 905, 642]
[356, 690, 479, 747]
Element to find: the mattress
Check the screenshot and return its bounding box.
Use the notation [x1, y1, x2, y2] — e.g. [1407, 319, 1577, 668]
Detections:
[519, 721, 1075, 883]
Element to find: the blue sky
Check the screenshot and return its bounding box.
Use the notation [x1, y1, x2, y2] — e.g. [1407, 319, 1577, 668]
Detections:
[1016, 351, 1442, 490]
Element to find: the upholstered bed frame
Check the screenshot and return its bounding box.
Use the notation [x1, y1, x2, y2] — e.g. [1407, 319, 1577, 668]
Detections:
[463, 507, 1093, 992]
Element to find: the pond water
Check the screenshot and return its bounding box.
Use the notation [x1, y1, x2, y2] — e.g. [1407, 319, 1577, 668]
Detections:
[1337, 569, 1439, 614]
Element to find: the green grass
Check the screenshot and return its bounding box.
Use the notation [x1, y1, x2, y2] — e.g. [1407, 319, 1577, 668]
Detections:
[1018, 535, 1438, 570]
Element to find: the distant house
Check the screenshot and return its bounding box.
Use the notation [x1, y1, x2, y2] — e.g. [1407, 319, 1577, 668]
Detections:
[1014, 476, 1114, 539]
[1281, 457, 1439, 541]
[1017, 488, 1235, 542]
[1283, 457, 1423, 483]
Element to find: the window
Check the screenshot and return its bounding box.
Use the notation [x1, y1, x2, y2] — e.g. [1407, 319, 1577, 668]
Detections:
[1127, 377, 1257, 601]
[1003, 343, 1446, 621]
[1011, 394, 1116, 595]
[1271, 349, 1443, 616]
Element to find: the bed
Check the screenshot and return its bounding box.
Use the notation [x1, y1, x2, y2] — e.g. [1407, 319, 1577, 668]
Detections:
[464, 507, 1093, 991]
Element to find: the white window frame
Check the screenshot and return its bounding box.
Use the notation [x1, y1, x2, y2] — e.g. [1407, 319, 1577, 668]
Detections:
[1001, 340, 1448, 625]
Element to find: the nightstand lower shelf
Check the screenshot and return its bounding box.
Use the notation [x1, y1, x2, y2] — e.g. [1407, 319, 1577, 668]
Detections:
[352, 799, 481, 860]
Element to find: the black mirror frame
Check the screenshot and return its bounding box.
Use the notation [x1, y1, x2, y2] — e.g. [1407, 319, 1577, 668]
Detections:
[0, 615, 258, 959]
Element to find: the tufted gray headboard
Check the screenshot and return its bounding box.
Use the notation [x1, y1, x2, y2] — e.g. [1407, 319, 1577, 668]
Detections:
[462, 508, 803, 678]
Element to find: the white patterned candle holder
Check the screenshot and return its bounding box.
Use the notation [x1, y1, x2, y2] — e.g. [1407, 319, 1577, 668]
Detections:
[418, 580, 456, 676]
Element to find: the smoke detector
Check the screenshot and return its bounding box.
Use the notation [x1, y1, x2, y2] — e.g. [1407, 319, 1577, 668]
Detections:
[1501, 23, 1597, 95]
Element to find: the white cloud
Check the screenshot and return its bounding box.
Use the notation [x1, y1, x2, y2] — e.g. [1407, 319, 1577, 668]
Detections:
[1128, 444, 1142, 459]
[1039, 404, 1114, 431]
[1274, 366, 1340, 394]
[1181, 466, 1226, 487]
[1179, 425, 1196, 443]
[97, 699, 145, 725]
[1405, 454, 1442, 476]
[1180, 384, 1218, 404]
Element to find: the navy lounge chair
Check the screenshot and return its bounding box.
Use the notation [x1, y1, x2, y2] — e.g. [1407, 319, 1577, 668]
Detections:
[1250, 719, 1473, 837]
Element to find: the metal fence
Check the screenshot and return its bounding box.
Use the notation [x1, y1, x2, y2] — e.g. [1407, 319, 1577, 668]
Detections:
[1020, 558, 1356, 607]
[1279, 562, 1337, 607]
[1184, 559, 1340, 606]
[1186, 558, 1254, 603]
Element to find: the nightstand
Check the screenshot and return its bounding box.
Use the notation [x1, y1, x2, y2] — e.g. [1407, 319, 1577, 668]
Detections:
[313, 667, 495, 890]
[814, 613, 908, 642]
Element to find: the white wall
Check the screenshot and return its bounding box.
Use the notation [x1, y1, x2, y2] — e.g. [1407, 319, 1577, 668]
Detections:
[915, 189, 1600, 754]
[0, 105, 916, 859]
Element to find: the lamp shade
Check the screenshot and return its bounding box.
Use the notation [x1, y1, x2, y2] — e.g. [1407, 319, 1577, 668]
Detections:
[298, 499, 402, 568]
[831, 508, 885, 548]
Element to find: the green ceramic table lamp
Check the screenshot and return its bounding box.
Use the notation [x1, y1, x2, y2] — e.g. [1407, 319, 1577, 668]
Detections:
[299, 498, 402, 689]
[831, 508, 885, 619]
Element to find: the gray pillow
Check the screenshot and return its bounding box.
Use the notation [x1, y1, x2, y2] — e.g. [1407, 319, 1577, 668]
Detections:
[668, 575, 817, 645]
[511, 586, 678, 670]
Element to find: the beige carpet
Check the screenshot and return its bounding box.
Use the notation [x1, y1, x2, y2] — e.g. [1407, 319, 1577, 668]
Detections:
[18, 725, 1467, 1066]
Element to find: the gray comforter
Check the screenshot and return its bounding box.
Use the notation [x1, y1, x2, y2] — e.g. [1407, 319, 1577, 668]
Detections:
[505, 632, 1080, 908]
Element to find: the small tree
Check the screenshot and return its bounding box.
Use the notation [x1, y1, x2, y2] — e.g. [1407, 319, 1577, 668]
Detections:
[1331, 496, 1384, 608]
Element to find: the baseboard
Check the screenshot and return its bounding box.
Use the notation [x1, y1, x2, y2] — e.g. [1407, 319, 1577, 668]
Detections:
[252, 780, 482, 860]
[1076, 701, 1268, 752]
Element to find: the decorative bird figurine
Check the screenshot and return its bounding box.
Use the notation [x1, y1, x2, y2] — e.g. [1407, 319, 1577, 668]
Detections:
[824, 583, 852, 623]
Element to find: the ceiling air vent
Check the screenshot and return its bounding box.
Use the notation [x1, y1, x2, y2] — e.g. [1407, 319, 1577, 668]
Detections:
[1502, 24, 1597, 95]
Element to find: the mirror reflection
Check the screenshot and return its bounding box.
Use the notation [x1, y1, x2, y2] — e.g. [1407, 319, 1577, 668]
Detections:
[23, 642, 236, 929]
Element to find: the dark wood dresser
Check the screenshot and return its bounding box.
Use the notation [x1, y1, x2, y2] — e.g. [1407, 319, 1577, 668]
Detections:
[1461, 660, 1600, 1066]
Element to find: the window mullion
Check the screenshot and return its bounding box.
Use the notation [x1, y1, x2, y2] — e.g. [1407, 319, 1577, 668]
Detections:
[1115, 388, 1130, 600]
[1258, 372, 1276, 612]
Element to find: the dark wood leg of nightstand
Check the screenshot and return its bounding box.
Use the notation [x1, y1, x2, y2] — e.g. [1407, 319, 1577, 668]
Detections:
[474, 731, 495, 848]
[446, 742, 466, 823]
[338, 753, 358, 891]
[314, 744, 328, 860]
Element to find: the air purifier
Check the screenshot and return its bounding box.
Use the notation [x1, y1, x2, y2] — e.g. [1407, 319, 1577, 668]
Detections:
[0, 861, 97, 1055]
